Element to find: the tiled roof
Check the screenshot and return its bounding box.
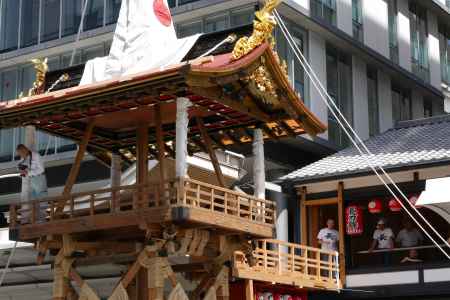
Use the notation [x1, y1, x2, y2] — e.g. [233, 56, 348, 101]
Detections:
[279, 115, 450, 184]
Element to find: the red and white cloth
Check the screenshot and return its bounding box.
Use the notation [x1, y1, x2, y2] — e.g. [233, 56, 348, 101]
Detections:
[81, 0, 200, 85]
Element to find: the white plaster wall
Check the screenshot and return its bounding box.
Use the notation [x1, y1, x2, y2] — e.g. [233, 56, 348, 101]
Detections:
[362, 0, 389, 57]
[427, 10, 442, 89]
[352, 56, 370, 140]
[377, 70, 393, 132]
[412, 89, 424, 119]
[337, 0, 353, 36]
[308, 31, 329, 138]
[397, 0, 412, 71]
[286, 0, 310, 16]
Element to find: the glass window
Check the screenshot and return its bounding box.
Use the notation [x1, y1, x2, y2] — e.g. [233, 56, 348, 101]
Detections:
[439, 24, 450, 85]
[20, 64, 36, 95]
[230, 7, 255, 27]
[392, 87, 411, 123]
[106, 0, 121, 25]
[84, 0, 105, 31]
[20, 0, 40, 48]
[311, 0, 336, 26]
[177, 21, 202, 38]
[410, 3, 429, 82]
[204, 14, 229, 33]
[2, 69, 18, 100]
[41, 0, 61, 43]
[367, 68, 379, 136]
[0, 0, 20, 52]
[424, 99, 432, 117]
[352, 0, 363, 42]
[62, 0, 82, 37]
[326, 46, 353, 148]
[388, 0, 399, 63]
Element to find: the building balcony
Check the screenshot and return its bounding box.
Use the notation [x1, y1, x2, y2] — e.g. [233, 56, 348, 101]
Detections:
[233, 239, 341, 292]
[9, 177, 276, 242]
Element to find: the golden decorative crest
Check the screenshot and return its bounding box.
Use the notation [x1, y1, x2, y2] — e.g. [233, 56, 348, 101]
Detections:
[19, 58, 48, 98]
[231, 0, 281, 60]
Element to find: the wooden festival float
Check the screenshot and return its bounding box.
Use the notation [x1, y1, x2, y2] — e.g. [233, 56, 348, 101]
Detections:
[2, 2, 341, 299]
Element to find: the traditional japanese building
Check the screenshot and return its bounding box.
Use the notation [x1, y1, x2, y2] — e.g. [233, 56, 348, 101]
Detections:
[279, 115, 450, 300]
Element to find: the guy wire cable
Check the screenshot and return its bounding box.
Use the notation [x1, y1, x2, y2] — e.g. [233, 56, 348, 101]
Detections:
[274, 10, 450, 259]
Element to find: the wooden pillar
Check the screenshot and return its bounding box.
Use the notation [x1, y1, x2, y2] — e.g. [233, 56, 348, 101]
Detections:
[136, 124, 149, 208]
[57, 122, 94, 212]
[337, 181, 346, 285]
[310, 206, 319, 248]
[300, 186, 307, 246]
[196, 117, 225, 187]
[111, 154, 122, 212]
[244, 279, 254, 300]
[155, 103, 167, 202]
[253, 129, 265, 199]
[175, 97, 192, 179]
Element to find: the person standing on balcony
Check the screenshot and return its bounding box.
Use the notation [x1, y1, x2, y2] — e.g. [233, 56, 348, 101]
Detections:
[16, 144, 48, 223]
[396, 220, 424, 248]
[369, 219, 394, 265]
[317, 219, 339, 251]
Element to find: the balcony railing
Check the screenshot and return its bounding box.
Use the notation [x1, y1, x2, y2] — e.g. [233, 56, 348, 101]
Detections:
[233, 239, 341, 291]
[9, 178, 275, 238]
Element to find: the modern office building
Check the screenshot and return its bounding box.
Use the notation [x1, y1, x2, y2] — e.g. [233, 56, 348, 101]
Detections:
[0, 0, 449, 298]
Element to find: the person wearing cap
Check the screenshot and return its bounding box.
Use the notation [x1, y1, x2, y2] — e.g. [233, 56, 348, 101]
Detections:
[369, 219, 394, 265]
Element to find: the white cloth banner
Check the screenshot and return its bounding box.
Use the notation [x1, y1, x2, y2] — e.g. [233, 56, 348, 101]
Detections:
[80, 0, 200, 85]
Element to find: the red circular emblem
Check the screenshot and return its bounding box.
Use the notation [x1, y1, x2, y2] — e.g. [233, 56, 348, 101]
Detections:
[153, 0, 172, 27]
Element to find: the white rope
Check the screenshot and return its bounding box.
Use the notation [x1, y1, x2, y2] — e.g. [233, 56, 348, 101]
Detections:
[274, 10, 450, 259]
[0, 241, 18, 287]
[197, 34, 237, 59]
[70, 0, 90, 67]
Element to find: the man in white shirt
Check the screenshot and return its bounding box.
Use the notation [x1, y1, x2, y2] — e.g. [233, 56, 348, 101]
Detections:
[369, 219, 394, 265]
[17, 144, 48, 223]
[396, 220, 424, 248]
[317, 219, 339, 251]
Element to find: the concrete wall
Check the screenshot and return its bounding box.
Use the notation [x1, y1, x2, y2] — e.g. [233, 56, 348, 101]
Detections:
[352, 56, 370, 140]
[308, 31, 329, 138]
[397, 0, 412, 71]
[337, 0, 353, 36]
[362, 0, 390, 58]
[378, 70, 393, 132]
[427, 10, 442, 89]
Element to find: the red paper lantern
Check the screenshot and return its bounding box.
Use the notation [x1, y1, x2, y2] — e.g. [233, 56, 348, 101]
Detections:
[388, 198, 402, 212]
[368, 198, 383, 213]
[346, 205, 364, 235]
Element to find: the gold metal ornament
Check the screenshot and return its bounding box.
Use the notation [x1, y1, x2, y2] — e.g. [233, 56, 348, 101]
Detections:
[231, 0, 281, 60]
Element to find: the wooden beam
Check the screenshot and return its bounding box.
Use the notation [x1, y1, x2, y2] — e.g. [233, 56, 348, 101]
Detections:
[337, 181, 346, 285]
[304, 197, 338, 206]
[57, 121, 95, 212]
[300, 187, 307, 246]
[196, 117, 225, 187]
[155, 104, 167, 202]
[244, 279, 254, 300]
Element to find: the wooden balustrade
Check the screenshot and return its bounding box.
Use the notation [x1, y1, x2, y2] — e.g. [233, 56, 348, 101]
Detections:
[177, 178, 276, 225]
[9, 178, 276, 229]
[233, 239, 341, 291]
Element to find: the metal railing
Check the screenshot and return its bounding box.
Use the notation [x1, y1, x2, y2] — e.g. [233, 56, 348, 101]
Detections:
[234, 239, 341, 291]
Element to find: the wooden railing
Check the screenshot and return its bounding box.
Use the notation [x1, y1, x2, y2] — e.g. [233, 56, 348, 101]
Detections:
[9, 181, 178, 227]
[9, 177, 276, 228]
[233, 239, 341, 291]
[177, 178, 276, 225]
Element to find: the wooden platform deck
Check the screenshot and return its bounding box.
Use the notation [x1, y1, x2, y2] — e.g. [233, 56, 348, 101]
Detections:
[9, 178, 276, 241]
[233, 239, 341, 292]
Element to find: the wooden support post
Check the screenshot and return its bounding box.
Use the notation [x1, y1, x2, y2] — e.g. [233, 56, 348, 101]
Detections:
[337, 182, 346, 285]
[175, 97, 192, 179]
[253, 129, 265, 199]
[155, 103, 167, 203]
[57, 121, 95, 213]
[300, 186, 307, 246]
[137, 124, 149, 207]
[310, 206, 319, 248]
[196, 117, 225, 187]
[244, 279, 254, 300]
[111, 154, 122, 212]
